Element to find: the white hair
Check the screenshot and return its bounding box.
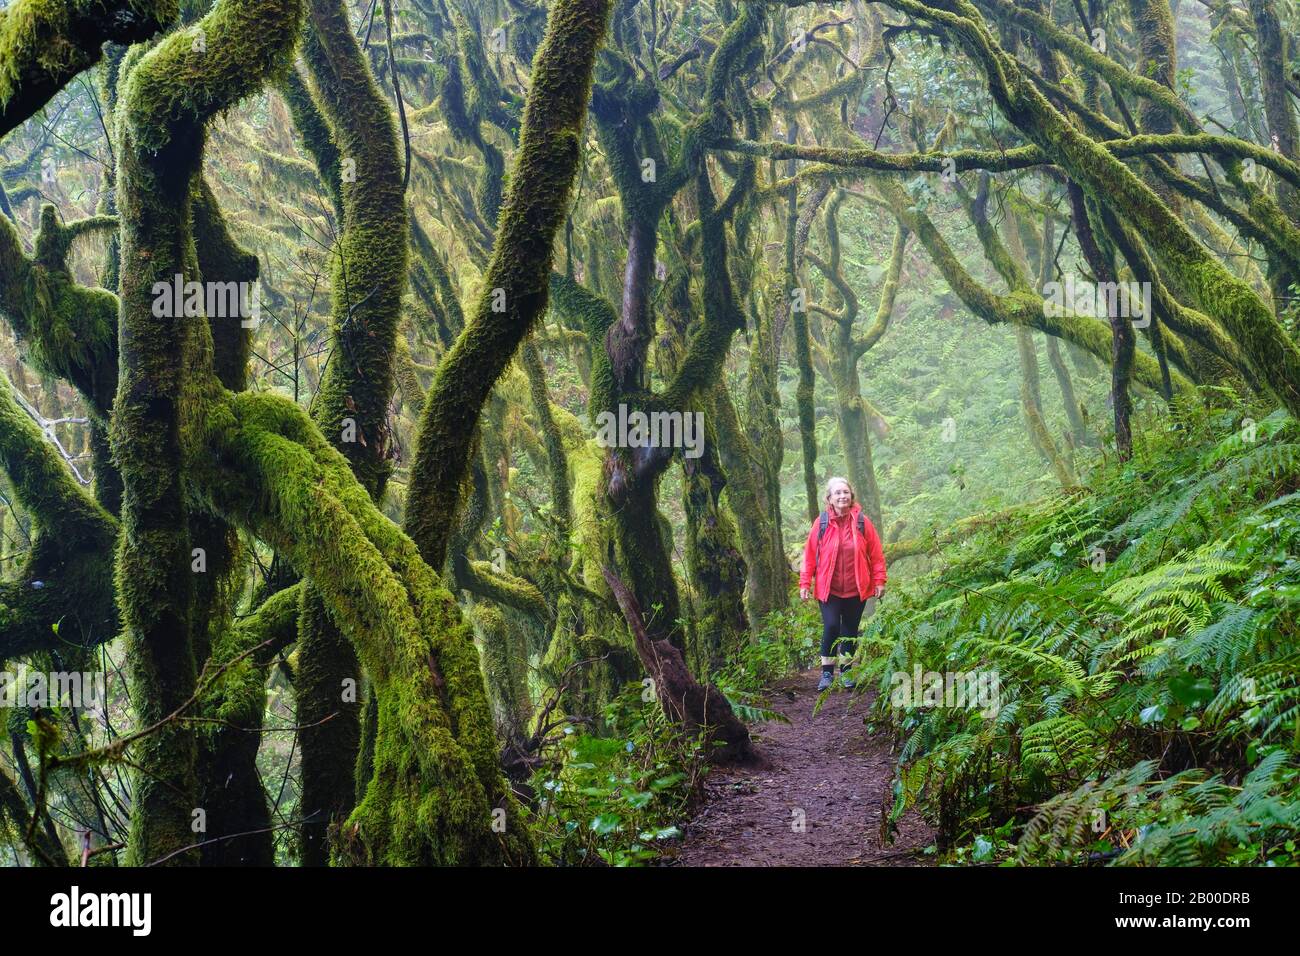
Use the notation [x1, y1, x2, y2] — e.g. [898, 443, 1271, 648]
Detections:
[823, 476, 855, 506]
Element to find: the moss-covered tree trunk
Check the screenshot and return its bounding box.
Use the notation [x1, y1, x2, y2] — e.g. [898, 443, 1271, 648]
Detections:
[1068, 183, 1133, 460]
[112, 0, 306, 865]
[872, 174, 1187, 399]
[536, 407, 640, 723]
[789, 182, 828, 522]
[189, 176, 275, 865]
[586, 59, 694, 651]
[708, 376, 790, 626]
[0, 371, 117, 660]
[1032, 213, 1093, 449]
[196, 585, 299, 865]
[0, 0, 587, 870]
[470, 603, 531, 756]
[0, 0, 176, 139]
[521, 339, 573, 536]
[602, 566, 755, 764]
[1246, 0, 1300, 300]
[114, 76, 201, 871]
[406, 0, 614, 573]
[294, 0, 408, 867]
[1015, 325, 1074, 485]
[814, 198, 904, 529]
[985, 182, 1075, 485]
[682, 414, 748, 674]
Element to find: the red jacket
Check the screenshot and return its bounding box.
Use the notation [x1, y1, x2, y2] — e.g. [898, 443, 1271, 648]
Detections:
[798, 503, 887, 602]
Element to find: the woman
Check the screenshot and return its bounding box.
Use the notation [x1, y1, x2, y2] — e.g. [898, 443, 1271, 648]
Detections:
[798, 477, 887, 691]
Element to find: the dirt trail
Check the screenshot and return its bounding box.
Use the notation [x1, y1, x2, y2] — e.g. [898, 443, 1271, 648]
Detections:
[673, 668, 933, 866]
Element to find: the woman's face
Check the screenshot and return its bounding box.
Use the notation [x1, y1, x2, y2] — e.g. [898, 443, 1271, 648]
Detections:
[828, 482, 852, 510]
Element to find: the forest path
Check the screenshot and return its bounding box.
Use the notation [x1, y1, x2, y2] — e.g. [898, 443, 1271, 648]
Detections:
[673, 668, 933, 866]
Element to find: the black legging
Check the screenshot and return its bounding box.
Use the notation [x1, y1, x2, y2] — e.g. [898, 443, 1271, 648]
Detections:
[819, 594, 867, 663]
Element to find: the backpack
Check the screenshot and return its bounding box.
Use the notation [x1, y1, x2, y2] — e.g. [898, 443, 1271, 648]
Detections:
[813, 509, 866, 570]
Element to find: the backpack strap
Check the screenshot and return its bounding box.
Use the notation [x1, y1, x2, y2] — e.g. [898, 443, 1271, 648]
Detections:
[858, 512, 869, 584]
[813, 510, 830, 570]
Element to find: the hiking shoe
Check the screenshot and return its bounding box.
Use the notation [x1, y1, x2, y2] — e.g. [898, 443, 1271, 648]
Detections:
[817, 671, 834, 691]
[840, 671, 855, 690]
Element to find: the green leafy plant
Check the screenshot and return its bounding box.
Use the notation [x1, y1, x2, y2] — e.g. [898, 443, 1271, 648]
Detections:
[858, 400, 1300, 864]
[526, 684, 707, 866]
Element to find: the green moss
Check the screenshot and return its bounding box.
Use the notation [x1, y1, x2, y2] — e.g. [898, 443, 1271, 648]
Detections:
[191, 176, 258, 392]
[1106, 211, 1255, 387]
[0, 207, 119, 419]
[1125, 0, 1178, 137]
[295, 582, 361, 866]
[0, 375, 118, 659]
[195, 583, 299, 866]
[0, 0, 177, 138]
[458, 559, 548, 620]
[902, 0, 1300, 416]
[471, 604, 531, 748]
[293, 0, 410, 862]
[408, 215, 462, 349]
[875, 176, 1190, 398]
[300, 0, 407, 500]
[277, 64, 342, 219]
[439, 18, 505, 223]
[112, 0, 304, 866]
[521, 339, 572, 534]
[406, 0, 613, 571]
[187, 387, 534, 864]
[682, 416, 748, 673]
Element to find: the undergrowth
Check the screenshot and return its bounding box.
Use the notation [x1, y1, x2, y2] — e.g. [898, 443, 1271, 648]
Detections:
[526, 684, 706, 866]
[526, 597, 822, 864]
[712, 598, 820, 719]
[853, 393, 1300, 866]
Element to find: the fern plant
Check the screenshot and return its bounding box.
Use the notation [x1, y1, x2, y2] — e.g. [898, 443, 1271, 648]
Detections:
[862, 400, 1300, 863]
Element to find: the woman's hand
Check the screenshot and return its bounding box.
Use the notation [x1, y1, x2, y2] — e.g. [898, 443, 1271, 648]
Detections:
[873, 585, 884, 599]
[799, 586, 810, 601]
